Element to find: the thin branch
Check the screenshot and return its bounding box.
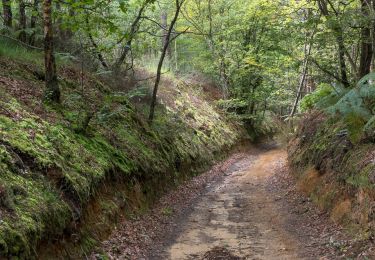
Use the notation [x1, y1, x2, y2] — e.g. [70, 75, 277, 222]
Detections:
[310, 57, 343, 83]
[170, 27, 189, 41]
[181, 9, 206, 36]
[140, 16, 166, 30]
[112, 1, 150, 70]
[85, 14, 109, 68]
[326, 0, 339, 16]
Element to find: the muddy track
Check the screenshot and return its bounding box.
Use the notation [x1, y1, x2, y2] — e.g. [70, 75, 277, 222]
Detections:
[96, 146, 374, 259]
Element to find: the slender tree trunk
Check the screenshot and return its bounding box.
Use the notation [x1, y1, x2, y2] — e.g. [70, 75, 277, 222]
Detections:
[18, 0, 27, 42]
[359, 0, 373, 78]
[85, 15, 109, 68]
[207, 0, 214, 52]
[112, 2, 149, 72]
[43, 0, 60, 102]
[290, 40, 312, 118]
[344, 45, 359, 79]
[29, 0, 38, 45]
[161, 10, 172, 60]
[336, 32, 350, 87]
[2, 0, 12, 28]
[149, 0, 184, 123]
[218, 50, 229, 99]
[317, 0, 350, 87]
[174, 37, 178, 71]
[249, 85, 257, 115]
[88, 32, 109, 69]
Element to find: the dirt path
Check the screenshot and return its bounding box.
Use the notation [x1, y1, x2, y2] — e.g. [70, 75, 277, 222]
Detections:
[152, 149, 301, 259]
[96, 146, 374, 259]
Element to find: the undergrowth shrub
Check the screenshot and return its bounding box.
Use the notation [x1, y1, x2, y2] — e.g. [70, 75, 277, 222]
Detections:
[300, 83, 333, 112]
[302, 72, 375, 143]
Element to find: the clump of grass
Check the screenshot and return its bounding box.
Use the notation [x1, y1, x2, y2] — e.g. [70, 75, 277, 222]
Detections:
[0, 37, 72, 68]
[161, 206, 173, 216]
[0, 38, 43, 65]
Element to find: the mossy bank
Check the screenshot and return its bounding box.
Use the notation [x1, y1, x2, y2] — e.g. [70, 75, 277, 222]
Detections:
[288, 112, 375, 239]
[0, 52, 244, 259]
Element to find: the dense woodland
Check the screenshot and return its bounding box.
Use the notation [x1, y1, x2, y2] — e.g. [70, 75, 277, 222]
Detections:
[0, 1, 374, 125]
[1, 0, 375, 136]
[1, 0, 375, 258]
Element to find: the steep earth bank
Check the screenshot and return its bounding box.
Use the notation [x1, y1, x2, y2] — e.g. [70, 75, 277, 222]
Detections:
[0, 55, 243, 259]
[288, 112, 375, 245]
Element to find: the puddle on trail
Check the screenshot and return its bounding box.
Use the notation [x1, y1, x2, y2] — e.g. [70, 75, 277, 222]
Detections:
[163, 149, 300, 260]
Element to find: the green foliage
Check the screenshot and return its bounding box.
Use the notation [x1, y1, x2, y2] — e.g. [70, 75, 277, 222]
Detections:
[0, 38, 43, 65]
[309, 73, 375, 142]
[300, 83, 333, 111]
[175, 0, 302, 135]
[0, 56, 240, 258]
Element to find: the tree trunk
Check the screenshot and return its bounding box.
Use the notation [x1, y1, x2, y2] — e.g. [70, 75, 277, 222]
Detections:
[174, 37, 178, 70]
[207, 0, 214, 52]
[290, 40, 312, 118]
[336, 32, 350, 87]
[88, 32, 109, 69]
[149, 0, 184, 123]
[2, 0, 12, 28]
[112, 2, 149, 72]
[85, 15, 109, 69]
[161, 10, 168, 48]
[317, 0, 350, 87]
[29, 0, 39, 45]
[359, 0, 373, 78]
[219, 58, 229, 98]
[18, 0, 27, 42]
[161, 9, 172, 61]
[43, 0, 60, 103]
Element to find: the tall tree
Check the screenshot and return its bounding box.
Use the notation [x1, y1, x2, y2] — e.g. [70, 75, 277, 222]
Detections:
[112, 0, 151, 72]
[2, 0, 12, 28]
[29, 0, 39, 45]
[18, 0, 27, 42]
[161, 8, 172, 61]
[149, 0, 185, 123]
[43, 0, 60, 102]
[359, 0, 373, 78]
[317, 0, 350, 87]
[290, 37, 312, 117]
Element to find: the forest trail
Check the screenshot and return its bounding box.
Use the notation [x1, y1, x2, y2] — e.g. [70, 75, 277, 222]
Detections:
[154, 149, 302, 259]
[160, 149, 296, 259]
[101, 145, 371, 259]
[144, 147, 352, 260]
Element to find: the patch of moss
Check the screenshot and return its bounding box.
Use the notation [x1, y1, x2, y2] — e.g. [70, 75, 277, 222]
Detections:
[0, 57, 242, 259]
